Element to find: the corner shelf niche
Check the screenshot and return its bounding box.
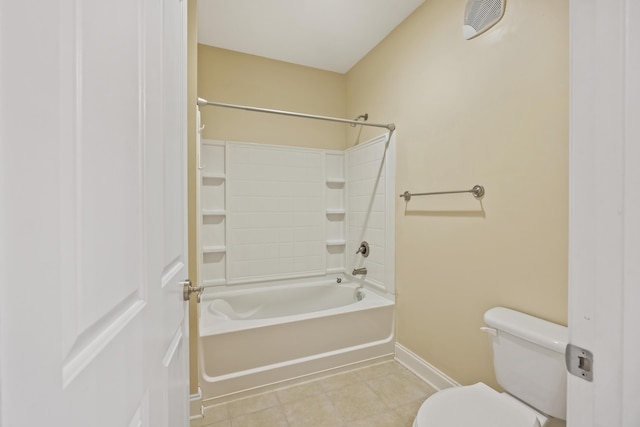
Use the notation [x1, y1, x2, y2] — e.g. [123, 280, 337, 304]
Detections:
[199, 140, 226, 287]
[325, 152, 345, 273]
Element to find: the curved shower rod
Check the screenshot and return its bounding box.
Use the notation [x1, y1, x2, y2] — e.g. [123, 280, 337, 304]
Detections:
[197, 97, 396, 132]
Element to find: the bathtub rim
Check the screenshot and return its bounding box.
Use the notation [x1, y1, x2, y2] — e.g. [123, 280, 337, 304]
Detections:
[199, 278, 394, 336]
[199, 275, 389, 299]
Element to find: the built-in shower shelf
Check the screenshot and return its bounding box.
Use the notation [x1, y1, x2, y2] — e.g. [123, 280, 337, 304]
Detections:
[326, 209, 345, 215]
[326, 178, 345, 185]
[326, 267, 345, 274]
[202, 209, 226, 217]
[202, 245, 226, 254]
[326, 240, 346, 246]
[201, 172, 225, 181]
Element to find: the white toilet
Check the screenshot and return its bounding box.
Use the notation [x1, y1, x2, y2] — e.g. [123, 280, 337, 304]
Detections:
[413, 307, 567, 427]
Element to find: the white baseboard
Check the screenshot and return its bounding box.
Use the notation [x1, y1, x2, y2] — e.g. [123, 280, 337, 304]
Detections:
[395, 343, 460, 391]
[189, 387, 203, 420]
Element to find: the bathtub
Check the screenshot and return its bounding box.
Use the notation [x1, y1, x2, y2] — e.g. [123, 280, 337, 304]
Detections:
[198, 279, 395, 403]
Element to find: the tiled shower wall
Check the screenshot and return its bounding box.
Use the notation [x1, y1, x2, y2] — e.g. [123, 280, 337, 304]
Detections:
[226, 143, 325, 283]
[199, 136, 394, 293]
[346, 134, 395, 294]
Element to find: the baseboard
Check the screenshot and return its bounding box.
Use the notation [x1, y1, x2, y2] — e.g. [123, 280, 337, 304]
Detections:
[189, 387, 203, 420]
[395, 343, 460, 391]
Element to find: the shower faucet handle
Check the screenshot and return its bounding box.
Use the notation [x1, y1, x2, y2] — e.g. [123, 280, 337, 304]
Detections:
[355, 241, 370, 257]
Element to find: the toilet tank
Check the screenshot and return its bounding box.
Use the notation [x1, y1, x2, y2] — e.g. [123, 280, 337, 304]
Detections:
[484, 307, 567, 420]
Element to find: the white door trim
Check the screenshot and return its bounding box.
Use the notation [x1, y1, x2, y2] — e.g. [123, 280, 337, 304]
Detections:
[568, 0, 640, 425]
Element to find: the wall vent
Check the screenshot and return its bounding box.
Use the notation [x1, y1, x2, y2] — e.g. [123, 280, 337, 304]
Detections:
[463, 0, 506, 40]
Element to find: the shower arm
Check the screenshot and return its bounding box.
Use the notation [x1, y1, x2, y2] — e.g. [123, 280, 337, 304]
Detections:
[197, 98, 396, 132]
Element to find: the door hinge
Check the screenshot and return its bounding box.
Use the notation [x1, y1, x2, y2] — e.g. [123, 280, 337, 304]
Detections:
[566, 343, 593, 382]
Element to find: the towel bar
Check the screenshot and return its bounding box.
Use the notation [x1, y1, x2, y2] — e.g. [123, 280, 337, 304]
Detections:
[399, 185, 485, 201]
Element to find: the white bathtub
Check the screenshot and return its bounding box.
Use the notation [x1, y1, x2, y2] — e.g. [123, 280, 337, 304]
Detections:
[199, 279, 395, 403]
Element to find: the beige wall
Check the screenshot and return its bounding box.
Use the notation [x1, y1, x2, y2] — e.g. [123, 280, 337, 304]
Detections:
[198, 45, 347, 149]
[346, 0, 569, 388]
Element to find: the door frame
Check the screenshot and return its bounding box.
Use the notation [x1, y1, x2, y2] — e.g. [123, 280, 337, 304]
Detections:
[568, 0, 640, 425]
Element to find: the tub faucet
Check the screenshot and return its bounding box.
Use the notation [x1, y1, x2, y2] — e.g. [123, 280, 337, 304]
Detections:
[352, 267, 367, 276]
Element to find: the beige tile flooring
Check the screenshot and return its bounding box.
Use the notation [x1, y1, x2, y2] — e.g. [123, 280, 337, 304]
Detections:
[191, 360, 435, 427]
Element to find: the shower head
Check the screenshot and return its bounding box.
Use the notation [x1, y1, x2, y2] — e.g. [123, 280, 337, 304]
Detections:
[350, 113, 369, 127]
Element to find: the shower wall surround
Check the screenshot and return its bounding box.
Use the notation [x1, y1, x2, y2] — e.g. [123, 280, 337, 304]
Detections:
[346, 134, 395, 294]
[227, 143, 326, 283]
[198, 134, 395, 293]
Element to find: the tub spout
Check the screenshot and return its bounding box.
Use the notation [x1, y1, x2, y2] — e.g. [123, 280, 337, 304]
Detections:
[352, 267, 367, 276]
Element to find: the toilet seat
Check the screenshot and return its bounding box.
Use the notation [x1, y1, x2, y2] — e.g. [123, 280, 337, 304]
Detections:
[413, 383, 541, 427]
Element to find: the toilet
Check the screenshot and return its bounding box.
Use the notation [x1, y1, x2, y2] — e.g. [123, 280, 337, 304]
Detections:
[413, 307, 567, 427]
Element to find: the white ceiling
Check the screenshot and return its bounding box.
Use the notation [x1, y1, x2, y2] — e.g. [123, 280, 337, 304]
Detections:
[198, 0, 426, 74]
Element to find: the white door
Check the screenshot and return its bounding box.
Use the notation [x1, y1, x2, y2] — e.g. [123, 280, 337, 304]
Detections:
[568, 0, 640, 426]
[0, 0, 189, 426]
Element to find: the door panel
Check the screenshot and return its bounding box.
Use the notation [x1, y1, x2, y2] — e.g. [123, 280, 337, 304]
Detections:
[0, 0, 188, 425]
[163, 0, 187, 273]
[60, 0, 147, 383]
[164, 328, 189, 426]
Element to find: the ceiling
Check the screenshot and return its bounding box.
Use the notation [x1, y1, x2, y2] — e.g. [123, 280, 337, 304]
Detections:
[198, 0, 426, 74]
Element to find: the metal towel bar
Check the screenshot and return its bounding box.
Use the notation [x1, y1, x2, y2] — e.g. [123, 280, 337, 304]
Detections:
[399, 185, 485, 201]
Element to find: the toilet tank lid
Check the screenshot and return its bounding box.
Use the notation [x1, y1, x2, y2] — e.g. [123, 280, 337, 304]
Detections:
[484, 307, 567, 353]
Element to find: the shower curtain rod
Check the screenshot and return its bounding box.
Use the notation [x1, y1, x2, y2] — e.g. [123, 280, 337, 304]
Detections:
[197, 97, 396, 132]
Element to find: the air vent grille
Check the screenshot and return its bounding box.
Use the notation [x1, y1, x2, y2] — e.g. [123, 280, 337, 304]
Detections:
[463, 0, 505, 39]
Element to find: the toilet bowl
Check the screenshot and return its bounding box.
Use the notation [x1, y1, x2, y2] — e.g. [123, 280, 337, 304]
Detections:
[412, 307, 567, 427]
[413, 383, 545, 427]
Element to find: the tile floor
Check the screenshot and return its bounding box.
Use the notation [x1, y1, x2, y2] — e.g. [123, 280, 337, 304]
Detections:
[190, 360, 435, 427]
